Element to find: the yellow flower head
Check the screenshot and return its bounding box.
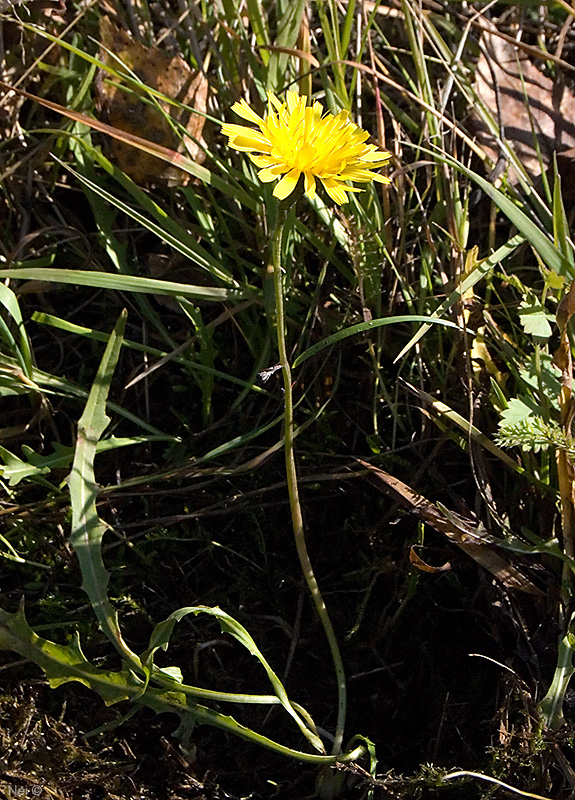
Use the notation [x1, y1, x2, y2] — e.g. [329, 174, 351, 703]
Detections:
[221, 91, 391, 205]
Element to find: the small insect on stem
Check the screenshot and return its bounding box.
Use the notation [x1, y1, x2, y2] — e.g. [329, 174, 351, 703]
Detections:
[257, 363, 282, 384]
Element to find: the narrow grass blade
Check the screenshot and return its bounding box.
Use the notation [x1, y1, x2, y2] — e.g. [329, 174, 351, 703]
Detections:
[394, 234, 525, 362]
[401, 380, 523, 472]
[54, 158, 236, 286]
[553, 164, 575, 270]
[246, 0, 270, 61]
[419, 146, 574, 278]
[267, 0, 309, 91]
[0, 80, 258, 211]
[0, 283, 34, 377]
[32, 313, 267, 395]
[0, 268, 244, 302]
[293, 315, 462, 368]
[0, 351, 173, 437]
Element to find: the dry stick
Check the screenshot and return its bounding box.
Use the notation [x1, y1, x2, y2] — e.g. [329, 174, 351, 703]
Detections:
[272, 201, 346, 756]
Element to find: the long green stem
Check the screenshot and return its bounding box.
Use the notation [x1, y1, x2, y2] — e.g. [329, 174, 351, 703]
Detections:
[272, 201, 347, 755]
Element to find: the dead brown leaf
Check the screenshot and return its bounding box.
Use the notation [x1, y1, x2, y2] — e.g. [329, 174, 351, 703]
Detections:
[358, 460, 543, 595]
[96, 17, 207, 185]
[409, 547, 451, 574]
[471, 23, 575, 183]
[0, 79, 201, 179]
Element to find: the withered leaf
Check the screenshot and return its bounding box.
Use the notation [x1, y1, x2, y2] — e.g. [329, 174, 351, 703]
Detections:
[358, 460, 542, 595]
[96, 17, 207, 185]
[409, 547, 451, 574]
[471, 24, 575, 183]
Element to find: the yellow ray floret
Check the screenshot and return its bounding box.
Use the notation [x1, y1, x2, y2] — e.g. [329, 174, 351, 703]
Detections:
[221, 91, 391, 205]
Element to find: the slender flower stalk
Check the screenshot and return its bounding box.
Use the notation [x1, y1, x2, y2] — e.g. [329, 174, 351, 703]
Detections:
[272, 200, 346, 755]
